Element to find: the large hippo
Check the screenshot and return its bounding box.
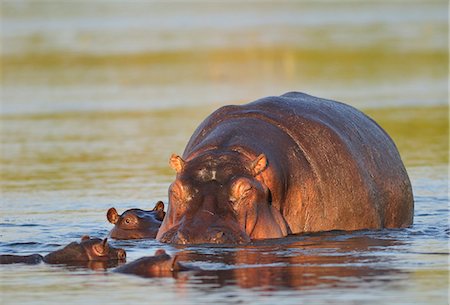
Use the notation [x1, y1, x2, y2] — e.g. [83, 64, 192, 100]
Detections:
[0, 236, 126, 266]
[157, 92, 414, 244]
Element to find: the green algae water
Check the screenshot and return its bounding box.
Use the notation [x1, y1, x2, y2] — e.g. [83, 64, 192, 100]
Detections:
[0, 1, 448, 305]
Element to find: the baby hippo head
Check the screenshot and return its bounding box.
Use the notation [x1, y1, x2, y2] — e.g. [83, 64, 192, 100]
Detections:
[107, 201, 165, 239]
[43, 236, 126, 264]
[115, 249, 190, 278]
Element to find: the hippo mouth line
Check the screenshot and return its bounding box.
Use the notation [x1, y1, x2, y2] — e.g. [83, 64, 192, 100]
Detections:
[109, 227, 159, 240]
[158, 225, 250, 245]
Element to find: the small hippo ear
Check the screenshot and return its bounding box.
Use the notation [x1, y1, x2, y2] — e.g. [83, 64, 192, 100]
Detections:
[95, 238, 109, 254]
[251, 154, 267, 176]
[102, 238, 108, 248]
[155, 249, 166, 256]
[171, 254, 181, 272]
[107, 208, 119, 224]
[154, 201, 165, 211]
[169, 154, 185, 173]
[81, 235, 90, 241]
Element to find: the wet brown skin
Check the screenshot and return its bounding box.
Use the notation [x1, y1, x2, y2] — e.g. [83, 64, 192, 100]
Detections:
[0, 254, 43, 265]
[0, 236, 126, 267]
[157, 92, 414, 244]
[114, 249, 193, 278]
[107, 201, 165, 239]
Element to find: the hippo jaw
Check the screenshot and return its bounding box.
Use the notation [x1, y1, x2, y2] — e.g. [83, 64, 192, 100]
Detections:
[156, 151, 287, 244]
[108, 219, 161, 240]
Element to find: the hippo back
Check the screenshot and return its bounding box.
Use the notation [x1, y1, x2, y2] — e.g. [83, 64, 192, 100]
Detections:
[183, 92, 413, 233]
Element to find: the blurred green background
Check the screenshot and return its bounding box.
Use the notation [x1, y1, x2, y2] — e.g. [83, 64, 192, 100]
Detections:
[1, 1, 447, 113]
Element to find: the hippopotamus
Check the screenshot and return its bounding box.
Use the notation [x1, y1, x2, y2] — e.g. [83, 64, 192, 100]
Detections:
[156, 92, 414, 244]
[107, 201, 165, 239]
[114, 249, 193, 278]
[0, 236, 126, 265]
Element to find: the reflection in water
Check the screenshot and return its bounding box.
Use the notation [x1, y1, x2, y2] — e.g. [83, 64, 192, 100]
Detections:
[62, 259, 126, 271]
[126, 232, 404, 291]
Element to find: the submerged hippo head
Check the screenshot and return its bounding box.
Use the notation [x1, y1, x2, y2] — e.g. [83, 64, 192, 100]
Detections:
[115, 249, 190, 278]
[43, 236, 126, 264]
[156, 151, 288, 244]
[107, 201, 165, 239]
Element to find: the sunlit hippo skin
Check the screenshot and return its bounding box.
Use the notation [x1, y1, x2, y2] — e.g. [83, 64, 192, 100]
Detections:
[0, 236, 126, 266]
[114, 249, 193, 278]
[107, 201, 165, 239]
[157, 92, 414, 244]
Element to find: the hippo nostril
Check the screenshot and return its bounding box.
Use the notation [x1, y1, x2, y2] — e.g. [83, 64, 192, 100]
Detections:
[175, 231, 188, 244]
[211, 231, 225, 243]
[239, 234, 251, 244]
[117, 249, 126, 260]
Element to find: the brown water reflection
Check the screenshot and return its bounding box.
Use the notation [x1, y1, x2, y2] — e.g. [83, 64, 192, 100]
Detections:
[59, 259, 126, 271]
[148, 232, 403, 291]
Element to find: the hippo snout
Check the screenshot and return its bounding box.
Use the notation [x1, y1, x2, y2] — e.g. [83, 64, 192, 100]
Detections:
[163, 227, 250, 245]
[205, 228, 247, 244]
[117, 249, 126, 260]
[172, 231, 189, 244]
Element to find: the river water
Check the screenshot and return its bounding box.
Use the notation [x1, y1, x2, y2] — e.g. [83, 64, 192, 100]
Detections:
[0, 1, 448, 305]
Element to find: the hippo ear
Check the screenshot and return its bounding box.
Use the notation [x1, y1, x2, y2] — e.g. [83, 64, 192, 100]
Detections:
[155, 249, 166, 256]
[81, 235, 90, 241]
[99, 238, 109, 254]
[251, 154, 267, 176]
[107, 208, 119, 224]
[93, 238, 109, 255]
[153, 201, 165, 211]
[170, 254, 181, 272]
[169, 154, 185, 173]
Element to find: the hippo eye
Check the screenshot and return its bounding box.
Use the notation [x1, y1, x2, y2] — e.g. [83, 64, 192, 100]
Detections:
[236, 185, 252, 199]
[122, 216, 137, 226]
[229, 188, 251, 205]
[170, 180, 192, 204]
[241, 187, 252, 197]
[170, 181, 184, 200]
[230, 178, 254, 203]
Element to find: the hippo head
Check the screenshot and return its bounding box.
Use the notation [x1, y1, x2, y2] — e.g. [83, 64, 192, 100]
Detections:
[43, 236, 126, 264]
[115, 249, 190, 277]
[107, 201, 165, 239]
[80, 236, 127, 261]
[156, 151, 288, 244]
